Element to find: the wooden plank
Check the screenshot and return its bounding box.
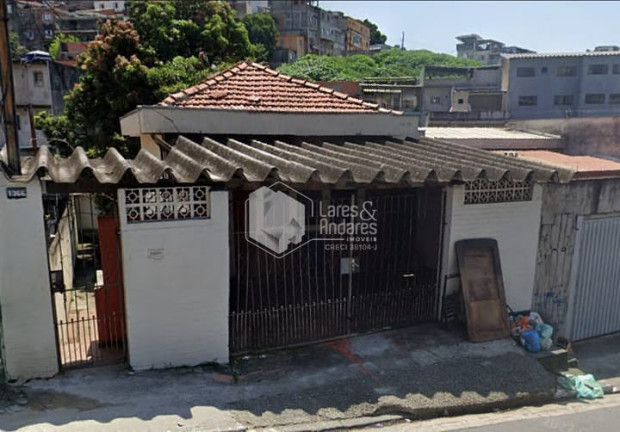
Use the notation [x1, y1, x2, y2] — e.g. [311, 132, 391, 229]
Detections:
[455, 238, 510, 342]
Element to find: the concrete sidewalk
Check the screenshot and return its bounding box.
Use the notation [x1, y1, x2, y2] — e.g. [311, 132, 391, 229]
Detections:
[573, 332, 620, 388]
[0, 325, 556, 431]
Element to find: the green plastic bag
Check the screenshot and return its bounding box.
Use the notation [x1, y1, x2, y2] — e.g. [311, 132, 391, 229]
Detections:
[558, 373, 604, 399]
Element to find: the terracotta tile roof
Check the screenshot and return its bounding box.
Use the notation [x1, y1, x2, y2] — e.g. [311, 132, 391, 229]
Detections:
[500, 150, 620, 179]
[160, 62, 398, 114]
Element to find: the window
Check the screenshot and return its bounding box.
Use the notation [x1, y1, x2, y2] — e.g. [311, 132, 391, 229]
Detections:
[16, 115, 21, 131]
[588, 64, 609, 75]
[585, 93, 605, 104]
[430, 96, 441, 105]
[458, 98, 464, 104]
[609, 94, 620, 104]
[44, 29, 53, 39]
[33, 71, 44, 87]
[557, 65, 577, 76]
[516, 67, 536, 77]
[554, 95, 574, 106]
[42, 12, 52, 22]
[613, 64, 620, 75]
[518, 96, 538, 106]
[541, 67, 548, 74]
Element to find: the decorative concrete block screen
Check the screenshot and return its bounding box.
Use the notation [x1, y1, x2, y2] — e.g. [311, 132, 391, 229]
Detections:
[124, 187, 210, 223]
[464, 178, 533, 205]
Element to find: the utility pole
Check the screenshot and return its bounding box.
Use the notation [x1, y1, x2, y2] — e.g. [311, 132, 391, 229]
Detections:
[401, 31, 405, 50]
[0, 0, 21, 174]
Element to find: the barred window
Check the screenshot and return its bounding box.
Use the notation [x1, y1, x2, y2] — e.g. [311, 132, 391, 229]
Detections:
[554, 95, 574, 106]
[516, 67, 536, 77]
[585, 93, 605, 104]
[124, 187, 210, 223]
[557, 65, 577, 77]
[587, 64, 609, 75]
[518, 96, 538, 106]
[464, 178, 533, 205]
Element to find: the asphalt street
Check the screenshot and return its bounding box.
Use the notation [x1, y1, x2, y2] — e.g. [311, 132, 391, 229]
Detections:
[457, 404, 620, 432]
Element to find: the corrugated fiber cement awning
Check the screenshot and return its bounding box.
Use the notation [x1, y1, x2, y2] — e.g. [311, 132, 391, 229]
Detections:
[11, 136, 573, 186]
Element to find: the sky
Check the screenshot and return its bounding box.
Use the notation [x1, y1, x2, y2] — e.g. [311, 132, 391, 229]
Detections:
[321, 1, 620, 55]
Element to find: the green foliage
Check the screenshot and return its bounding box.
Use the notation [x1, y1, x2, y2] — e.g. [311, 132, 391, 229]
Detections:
[34, 112, 78, 155]
[147, 56, 212, 100]
[128, 0, 253, 65]
[52, 20, 155, 156]
[38, 19, 217, 157]
[9, 31, 27, 61]
[277, 49, 481, 82]
[48, 33, 80, 60]
[362, 19, 387, 46]
[241, 12, 278, 62]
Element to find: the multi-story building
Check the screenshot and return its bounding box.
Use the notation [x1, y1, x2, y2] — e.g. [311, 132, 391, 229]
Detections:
[8, 54, 80, 150]
[270, 0, 320, 57]
[229, 0, 269, 17]
[456, 34, 534, 66]
[501, 51, 620, 119]
[421, 65, 506, 122]
[270, 0, 368, 60]
[54, 8, 107, 42]
[7, 0, 56, 51]
[93, 1, 127, 13]
[345, 16, 370, 54]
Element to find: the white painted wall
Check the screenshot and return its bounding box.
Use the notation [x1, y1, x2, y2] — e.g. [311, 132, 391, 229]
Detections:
[0, 175, 58, 380]
[441, 184, 543, 312]
[120, 106, 419, 139]
[119, 189, 230, 370]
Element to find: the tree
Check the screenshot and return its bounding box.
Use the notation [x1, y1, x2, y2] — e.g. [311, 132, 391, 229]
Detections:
[37, 20, 155, 156]
[147, 55, 213, 100]
[241, 12, 278, 63]
[37, 19, 221, 156]
[277, 49, 481, 82]
[9, 31, 28, 61]
[127, 0, 253, 65]
[362, 19, 387, 46]
[48, 33, 80, 60]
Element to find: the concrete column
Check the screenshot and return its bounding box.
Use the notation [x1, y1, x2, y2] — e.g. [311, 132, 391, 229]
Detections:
[0, 175, 58, 380]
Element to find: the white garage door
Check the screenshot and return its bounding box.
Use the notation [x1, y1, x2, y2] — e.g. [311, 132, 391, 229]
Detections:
[568, 216, 620, 340]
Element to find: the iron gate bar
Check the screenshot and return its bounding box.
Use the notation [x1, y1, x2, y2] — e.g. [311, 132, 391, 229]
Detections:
[229, 188, 442, 355]
[45, 193, 127, 369]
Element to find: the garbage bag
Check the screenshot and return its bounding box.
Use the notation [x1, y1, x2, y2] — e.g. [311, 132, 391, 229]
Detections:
[520, 329, 541, 353]
[557, 374, 604, 399]
[529, 311, 544, 324]
[535, 322, 554, 350]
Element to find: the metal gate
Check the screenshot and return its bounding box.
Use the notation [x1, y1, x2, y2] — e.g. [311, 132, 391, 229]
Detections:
[230, 188, 442, 354]
[44, 193, 127, 369]
[568, 216, 620, 340]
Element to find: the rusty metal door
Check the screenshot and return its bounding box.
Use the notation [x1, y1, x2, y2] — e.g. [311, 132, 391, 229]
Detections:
[44, 193, 127, 369]
[229, 188, 441, 355]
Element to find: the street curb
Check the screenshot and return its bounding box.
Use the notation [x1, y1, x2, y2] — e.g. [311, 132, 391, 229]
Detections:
[241, 389, 556, 432]
[370, 389, 556, 420]
[249, 414, 404, 432]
